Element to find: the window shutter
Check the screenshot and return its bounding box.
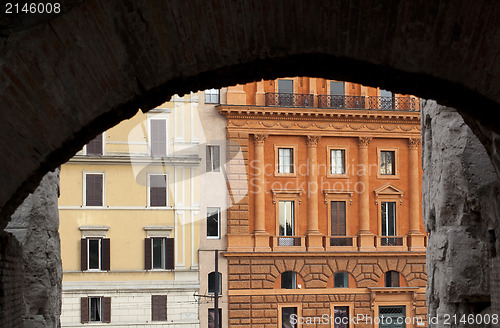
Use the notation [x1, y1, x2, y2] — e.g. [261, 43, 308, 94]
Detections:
[145, 238, 152, 270]
[152, 295, 167, 321]
[81, 239, 87, 271]
[338, 202, 346, 235]
[81, 297, 89, 323]
[150, 175, 166, 207]
[102, 297, 111, 323]
[206, 146, 211, 171]
[87, 133, 103, 155]
[165, 238, 175, 270]
[86, 174, 103, 206]
[151, 120, 167, 157]
[101, 238, 110, 271]
[214, 146, 220, 171]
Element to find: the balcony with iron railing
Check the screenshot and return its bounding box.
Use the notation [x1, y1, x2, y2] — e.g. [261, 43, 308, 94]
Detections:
[265, 93, 418, 111]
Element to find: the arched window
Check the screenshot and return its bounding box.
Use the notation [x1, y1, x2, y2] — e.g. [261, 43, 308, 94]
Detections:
[281, 271, 297, 289]
[208, 272, 222, 294]
[385, 271, 400, 287]
[334, 272, 349, 288]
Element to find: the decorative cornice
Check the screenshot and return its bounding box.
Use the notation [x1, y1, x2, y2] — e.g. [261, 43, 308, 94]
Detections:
[358, 136, 373, 148]
[253, 134, 268, 145]
[409, 137, 421, 149]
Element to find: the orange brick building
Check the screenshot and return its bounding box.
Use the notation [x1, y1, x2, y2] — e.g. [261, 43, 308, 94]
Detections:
[218, 77, 426, 328]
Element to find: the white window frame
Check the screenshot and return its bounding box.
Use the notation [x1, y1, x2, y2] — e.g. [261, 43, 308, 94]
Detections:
[89, 296, 103, 322]
[82, 172, 105, 208]
[147, 114, 169, 157]
[86, 237, 102, 271]
[151, 237, 166, 270]
[205, 88, 220, 104]
[327, 146, 349, 178]
[147, 173, 169, 208]
[206, 207, 221, 239]
[274, 145, 297, 176]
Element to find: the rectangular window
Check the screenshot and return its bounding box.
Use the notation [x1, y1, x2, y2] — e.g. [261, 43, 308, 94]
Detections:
[281, 271, 297, 289]
[206, 145, 220, 172]
[151, 295, 167, 321]
[385, 271, 400, 287]
[85, 173, 103, 206]
[333, 306, 349, 328]
[86, 133, 103, 156]
[278, 148, 294, 174]
[281, 306, 297, 328]
[278, 79, 294, 107]
[205, 88, 220, 104]
[330, 81, 345, 96]
[207, 207, 220, 239]
[331, 201, 346, 236]
[330, 149, 345, 174]
[81, 296, 111, 323]
[81, 238, 110, 271]
[144, 237, 175, 270]
[380, 151, 395, 175]
[151, 119, 167, 157]
[334, 273, 349, 288]
[149, 174, 167, 207]
[381, 201, 396, 236]
[208, 308, 222, 328]
[279, 201, 295, 237]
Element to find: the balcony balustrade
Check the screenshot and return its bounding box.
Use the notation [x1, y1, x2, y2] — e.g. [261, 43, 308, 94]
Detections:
[265, 93, 418, 111]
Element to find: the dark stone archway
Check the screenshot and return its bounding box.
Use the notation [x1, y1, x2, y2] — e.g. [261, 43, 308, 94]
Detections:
[1, 0, 500, 225]
[1, 1, 500, 327]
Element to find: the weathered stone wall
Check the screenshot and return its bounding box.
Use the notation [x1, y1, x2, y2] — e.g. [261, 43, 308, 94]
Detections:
[0, 232, 24, 327]
[5, 169, 62, 328]
[422, 100, 500, 327]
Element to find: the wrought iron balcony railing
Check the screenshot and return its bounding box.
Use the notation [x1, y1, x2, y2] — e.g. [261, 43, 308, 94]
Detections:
[277, 236, 302, 246]
[265, 92, 314, 108]
[328, 236, 354, 247]
[317, 95, 366, 109]
[265, 93, 418, 111]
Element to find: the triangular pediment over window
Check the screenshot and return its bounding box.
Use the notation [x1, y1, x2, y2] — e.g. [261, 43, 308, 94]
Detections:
[374, 183, 404, 204]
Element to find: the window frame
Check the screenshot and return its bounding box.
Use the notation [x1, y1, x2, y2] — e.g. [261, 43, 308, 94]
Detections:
[278, 303, 301, 328]
[274, 144, 298, 177]
[208, 271, 222, 294]
[148, 116, 168, 157]
[206, 145, 221, 172]
[81, 296, 111, 324]
[144, 228, 175, 271]
[327, 146, 349, 178]
[87, 237, 102, 271]
[206, 207, 221, 239]
[380, 201, 397, 237]
[377, 147, 399, 179]
[273, 190, 302, 238]
[151, 295, 168, 321]
[147, 173, 169, 208]
[323, 191, 353, 237]
[208, 308, 222, 328]
[83, 132, 105, 156]
[330, 302, 354, 328]
[281, 271, 298, 289]
[205, 88, 220, 104]
[333, 272, 349, 288]
[385, 270, 400, 287]
[89, 296, 103, 322]
[83, 172, 105, 207]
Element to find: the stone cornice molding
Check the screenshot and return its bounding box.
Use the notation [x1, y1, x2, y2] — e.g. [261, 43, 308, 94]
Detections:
[408, 137, 421, 149]
[271, 189, 302, 204]
[358, 136, 373, 148]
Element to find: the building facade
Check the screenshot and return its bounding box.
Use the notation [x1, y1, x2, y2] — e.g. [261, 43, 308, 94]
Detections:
[219, 77, 427, 328]
[59, 94, 205, 327]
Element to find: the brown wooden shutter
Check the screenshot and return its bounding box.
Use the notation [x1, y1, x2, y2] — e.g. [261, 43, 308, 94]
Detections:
[145, 238, 152, 270]
[165, 238, 175, 270]
[81, 297, 89, 323]
[86, 174, 103, 206]
[102, 297, 111, 323]
[87, 133, 103, 155]
[151, 295, 167, 321]
[81, 239, 87, 271]
[101, 238, 110, 271]
[338, 201, 346, 235]
[331, 201, 347, 236]
[150, 175, 166, 207]
[151, 120, 166, 157]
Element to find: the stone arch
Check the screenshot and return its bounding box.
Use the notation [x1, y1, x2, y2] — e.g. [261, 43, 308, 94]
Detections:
[1, 0, 500, 228]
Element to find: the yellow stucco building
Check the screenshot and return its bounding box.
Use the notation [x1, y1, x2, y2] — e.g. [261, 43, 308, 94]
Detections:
[59, 94, 205, 327]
